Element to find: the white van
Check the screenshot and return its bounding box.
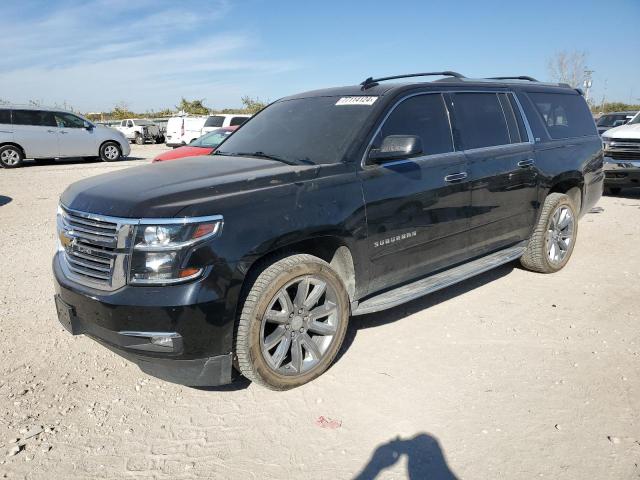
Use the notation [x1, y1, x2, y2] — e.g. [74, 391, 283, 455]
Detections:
[165, 116, 207, 147]
[201, 114, 251, 134]
[0, 106, 130, 168]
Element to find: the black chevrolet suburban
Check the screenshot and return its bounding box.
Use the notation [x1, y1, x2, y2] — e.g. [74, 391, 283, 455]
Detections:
[53, 72, 603, 390]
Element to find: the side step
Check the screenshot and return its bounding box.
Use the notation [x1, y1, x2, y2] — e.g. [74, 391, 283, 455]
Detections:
[352, 242, 526, 316]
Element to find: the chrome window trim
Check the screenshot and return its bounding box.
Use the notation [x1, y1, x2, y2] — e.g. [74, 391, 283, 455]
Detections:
[360, 89, 536, 168]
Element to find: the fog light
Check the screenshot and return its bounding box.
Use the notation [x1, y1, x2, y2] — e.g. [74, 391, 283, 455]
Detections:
[151, 336, 173, 347]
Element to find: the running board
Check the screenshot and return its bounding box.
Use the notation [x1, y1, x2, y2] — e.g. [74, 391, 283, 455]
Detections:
[352, 242, 526, 316]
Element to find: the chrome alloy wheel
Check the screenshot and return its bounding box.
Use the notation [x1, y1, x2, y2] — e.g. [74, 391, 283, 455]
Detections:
[104, 145, 119, 160]
[546, 206, 574, 265]
[1, 148, 20, 166]
[260, 276, 340, 376]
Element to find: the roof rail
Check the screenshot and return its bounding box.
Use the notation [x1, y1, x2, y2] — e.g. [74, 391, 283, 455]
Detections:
[487, 76, 539, 82]
[360, 71, 465, 90]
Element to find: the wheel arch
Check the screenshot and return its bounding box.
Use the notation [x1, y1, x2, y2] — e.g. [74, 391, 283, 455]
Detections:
[0, 142, 26, 158]
[547, 173, 584, 214]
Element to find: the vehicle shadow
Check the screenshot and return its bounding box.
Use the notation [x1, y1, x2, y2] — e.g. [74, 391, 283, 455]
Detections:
[338, 263, 514, 362]
[0, 195, 12, 206]
[605, 187, 640, 199]
[20, 156, 147, 167]
[191, 374, 251, 392]
[353, 433, 459, 480]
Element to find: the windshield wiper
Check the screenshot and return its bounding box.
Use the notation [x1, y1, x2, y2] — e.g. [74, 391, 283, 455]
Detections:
[214, 151, 301, 165]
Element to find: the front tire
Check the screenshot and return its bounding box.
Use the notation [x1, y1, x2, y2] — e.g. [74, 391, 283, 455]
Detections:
[0, 145, 24, 168]
[235, 254, 350, 390]
[99, 142, 122, 162]
[520, 193, 578, 273]
[134, 134, 145, 145]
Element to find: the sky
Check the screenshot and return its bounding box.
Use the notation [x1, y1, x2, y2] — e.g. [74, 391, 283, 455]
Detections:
[0, 0, 638, 112]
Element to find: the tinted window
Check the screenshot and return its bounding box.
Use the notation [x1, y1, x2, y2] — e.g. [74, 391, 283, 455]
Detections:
[0, 109, 10, 124]
[55, 113, 85, 128]
[452, 93, 510, 149]
[230, 116, 248, 126]
[376, 94, 453, 155]
[204, 116, 224, 127]
[217, 96, 376, 165]
[528, 92, 597, 139]
[12, 110, 56, 127]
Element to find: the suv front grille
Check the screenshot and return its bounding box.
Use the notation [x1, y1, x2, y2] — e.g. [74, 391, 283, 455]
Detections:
[57, 207, 135, 290]
[608, 151, 640, 161]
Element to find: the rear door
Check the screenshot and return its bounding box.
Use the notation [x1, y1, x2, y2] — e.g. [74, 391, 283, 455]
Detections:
[449, 92, 538, 256]
[11, 109, 59, 158]
[54, 112, 97, 157]
[359, 92, 471, 294]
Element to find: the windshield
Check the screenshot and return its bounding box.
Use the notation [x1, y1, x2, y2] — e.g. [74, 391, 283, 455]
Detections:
[191, 129, 233, 148]
[216, 96, 376, 164]
[204, 116, 225, 127]
[628, 112, 640, 125]
[135, 120, 154, 126]
[597, 114, 633, 127]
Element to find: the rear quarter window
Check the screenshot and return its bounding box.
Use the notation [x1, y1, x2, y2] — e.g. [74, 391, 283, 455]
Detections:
[528, 92, 596, 139]
[0, 109, 10, 124]
[230, 116, 248, 126]
[451, 93, 511, 150]
[204, 116, 224, 127]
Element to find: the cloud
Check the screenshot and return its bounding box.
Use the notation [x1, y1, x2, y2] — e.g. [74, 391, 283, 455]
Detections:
[0, 0, 297, 111]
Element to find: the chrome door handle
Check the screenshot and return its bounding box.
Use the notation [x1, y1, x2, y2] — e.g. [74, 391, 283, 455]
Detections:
[59, 131, 68, 134]
[517, 159, 535, 168]
[444, 172, 468, 183]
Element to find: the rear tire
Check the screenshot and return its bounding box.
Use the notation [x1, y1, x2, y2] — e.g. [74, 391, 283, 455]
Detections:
[99, 142, 122, 162]
[235, 254, 350, 390]
[134, 134, 145, 145]
[520, 193, 578, 273]
[155, 135, 165, 144]
[0, 145, 24, 168]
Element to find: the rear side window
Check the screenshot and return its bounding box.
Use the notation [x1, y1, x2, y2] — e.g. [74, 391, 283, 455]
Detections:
[12, 110, 56, 127]
[204, 116, 224, 127]
[230, 116, 248, 126]
[451, 93, 510, 150]
[528, 92, 597, 139]
[376, 94, 454, 156]
[0, 109, 10, 124]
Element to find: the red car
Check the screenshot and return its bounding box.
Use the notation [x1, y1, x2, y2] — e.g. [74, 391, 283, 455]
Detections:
[152, 127, 237, 163]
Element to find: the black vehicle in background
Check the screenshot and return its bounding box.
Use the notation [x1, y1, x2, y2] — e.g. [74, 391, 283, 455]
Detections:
[596, 111, 638, 135]
[53, 71, 603, 390]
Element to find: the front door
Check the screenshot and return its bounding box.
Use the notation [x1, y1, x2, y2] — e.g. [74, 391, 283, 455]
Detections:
[54, 112, 98, 157]
[359, 93, 471, 295]
[449, 92, 538, 256]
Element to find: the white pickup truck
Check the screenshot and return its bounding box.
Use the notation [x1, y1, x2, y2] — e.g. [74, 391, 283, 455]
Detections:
[114, 119, 164, 145]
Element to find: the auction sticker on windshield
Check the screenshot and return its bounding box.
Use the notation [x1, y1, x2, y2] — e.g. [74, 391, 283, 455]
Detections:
[335, 96, 378, 106]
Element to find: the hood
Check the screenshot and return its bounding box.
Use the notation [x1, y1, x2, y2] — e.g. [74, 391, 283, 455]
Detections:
[153, 146, 213, 162]
[60, 155, 319, 218]
[602, 123, 640, 140]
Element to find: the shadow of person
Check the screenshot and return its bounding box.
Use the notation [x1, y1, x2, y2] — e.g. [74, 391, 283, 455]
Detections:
[354, 433, 458, 480]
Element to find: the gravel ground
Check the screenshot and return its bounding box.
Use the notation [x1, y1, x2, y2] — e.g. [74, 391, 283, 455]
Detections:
[0, 145, 639, 479]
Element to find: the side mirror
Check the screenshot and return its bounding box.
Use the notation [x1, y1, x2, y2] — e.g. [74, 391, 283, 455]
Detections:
[84, 121, 94, 130]
[368, 135, 423, 164]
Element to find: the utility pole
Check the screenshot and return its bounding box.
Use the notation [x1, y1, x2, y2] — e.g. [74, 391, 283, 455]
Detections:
[583, 68, 594, 105]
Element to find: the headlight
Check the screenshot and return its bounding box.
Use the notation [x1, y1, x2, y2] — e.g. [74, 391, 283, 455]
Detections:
[602, 137, 611, 150]
[129, 218, 222, 285]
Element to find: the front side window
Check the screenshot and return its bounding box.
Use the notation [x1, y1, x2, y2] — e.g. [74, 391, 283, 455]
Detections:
[12, 110, 56, 127]
[216, 96, 376, 165]
[204, 116, 225, 128]
[373, 93, 454, 156]
[127, 120, 134, 128]
[0, 109, 10, 124]
[528, 92, 597, 139]
[451, 93, 510, 150]
[55, 113, 85, 128]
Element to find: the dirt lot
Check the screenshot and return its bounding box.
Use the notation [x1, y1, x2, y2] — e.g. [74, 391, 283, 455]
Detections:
[0, 144, 638, 479]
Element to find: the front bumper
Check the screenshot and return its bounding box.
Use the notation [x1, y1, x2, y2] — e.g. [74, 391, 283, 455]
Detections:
[52, 253, 235, 386]
[604, 155, 640, 188]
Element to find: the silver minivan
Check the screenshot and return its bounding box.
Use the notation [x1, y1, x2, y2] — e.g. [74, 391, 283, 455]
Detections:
[0, 106, 130, 168]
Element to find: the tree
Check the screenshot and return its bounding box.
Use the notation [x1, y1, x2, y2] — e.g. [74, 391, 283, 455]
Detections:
[241, 96, 268, 114]
[0, 98, 9, 106]
[175, 97, 210, 115]
[111, 102, 135, 120]
[547, 50, 587, 88]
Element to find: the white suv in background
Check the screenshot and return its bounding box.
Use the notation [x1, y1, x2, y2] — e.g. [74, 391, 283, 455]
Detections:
[201, 114, 250, 134]
[165, 114, 251, 147]
[0, 106, 130, 168]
